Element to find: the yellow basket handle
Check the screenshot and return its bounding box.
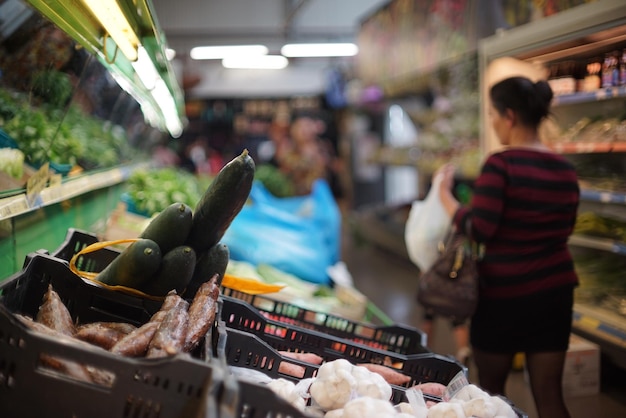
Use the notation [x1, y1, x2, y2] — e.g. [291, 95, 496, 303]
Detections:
[69, 238, 164, 300]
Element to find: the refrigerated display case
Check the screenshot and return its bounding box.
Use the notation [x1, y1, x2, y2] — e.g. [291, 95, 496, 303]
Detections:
[0, 0, 185, 277]
[479, 0, 626, 368]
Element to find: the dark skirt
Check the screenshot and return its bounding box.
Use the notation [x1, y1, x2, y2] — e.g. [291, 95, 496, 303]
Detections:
[470, 284, 575, 353]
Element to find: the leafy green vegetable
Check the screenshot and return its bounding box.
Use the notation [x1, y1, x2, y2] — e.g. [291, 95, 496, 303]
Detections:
[0, 148, 24, 179]
[125, 167, 206, 216]
[254, 164, 295, 197]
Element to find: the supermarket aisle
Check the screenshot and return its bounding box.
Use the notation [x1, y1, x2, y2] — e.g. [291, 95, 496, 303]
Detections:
[340, 225, 626, 418]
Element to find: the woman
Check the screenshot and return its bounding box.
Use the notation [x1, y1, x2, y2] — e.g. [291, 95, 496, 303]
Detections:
[437, 76, 579, 418]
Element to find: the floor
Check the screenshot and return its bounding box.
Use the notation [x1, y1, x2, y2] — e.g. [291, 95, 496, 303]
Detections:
[340, 221, 626, 418]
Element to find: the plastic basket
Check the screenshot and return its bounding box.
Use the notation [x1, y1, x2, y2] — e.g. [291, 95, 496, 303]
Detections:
[220, 325, 528, 416]
[219, 295, 464, 388]
[0, 253, 226, 418]
[222, 287, 427, 354]
[48, 227, 118, 273]
[51, 229, 429, 355]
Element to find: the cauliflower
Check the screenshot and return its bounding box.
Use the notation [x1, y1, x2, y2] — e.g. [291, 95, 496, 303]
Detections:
[449, 384, 517, 418]
[266, 378, 307, 411]
[309, 359, 392, 411]
[310, 359, 358, 410]
[427, 401, 467, 417]
[341, 397, 398, 418]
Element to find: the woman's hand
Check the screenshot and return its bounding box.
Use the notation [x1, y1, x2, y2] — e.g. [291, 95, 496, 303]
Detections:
[434, 163, 460, 218]
[435, 163, 456, 194]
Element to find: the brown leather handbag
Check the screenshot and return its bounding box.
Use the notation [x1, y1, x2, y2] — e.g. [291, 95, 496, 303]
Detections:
[416, 226, 481, 322]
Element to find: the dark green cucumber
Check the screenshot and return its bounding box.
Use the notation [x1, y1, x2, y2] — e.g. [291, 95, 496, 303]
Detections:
[184, 242, 229, 298]
[140, 202, 193, 254]
[186, 149, 255, 253]
[140, 245, 197, 297]
[96, 239, 162, 288]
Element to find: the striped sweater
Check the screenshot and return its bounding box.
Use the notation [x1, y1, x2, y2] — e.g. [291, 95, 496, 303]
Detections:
[453, 148, 580, 299]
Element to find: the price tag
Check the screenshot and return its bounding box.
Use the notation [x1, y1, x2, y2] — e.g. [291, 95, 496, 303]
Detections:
[0, 197, 29, 219]
[26, 163, 49, 207]
[49, 173, 62, 188]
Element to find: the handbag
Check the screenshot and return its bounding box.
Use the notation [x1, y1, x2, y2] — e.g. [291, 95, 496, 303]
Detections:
[416, 225, 481, 322]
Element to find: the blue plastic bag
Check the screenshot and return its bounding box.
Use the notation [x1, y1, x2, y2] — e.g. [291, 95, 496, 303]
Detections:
[222, 179, 341, 284]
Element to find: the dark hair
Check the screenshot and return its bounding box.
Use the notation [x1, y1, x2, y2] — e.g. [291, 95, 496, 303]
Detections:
[489, 76, 553, 128]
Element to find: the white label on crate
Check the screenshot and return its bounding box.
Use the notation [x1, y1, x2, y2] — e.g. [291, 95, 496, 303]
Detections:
[443, 371, 470, 401]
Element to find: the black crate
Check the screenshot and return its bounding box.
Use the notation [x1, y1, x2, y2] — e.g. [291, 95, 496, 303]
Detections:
[221, 325, 528, 417]
[220, 295, 465, 388]
[222, 288, 427, 354]
[48, 227, 119, 273]
[52, 229, 429, 355]
[0, 253, 224, 418]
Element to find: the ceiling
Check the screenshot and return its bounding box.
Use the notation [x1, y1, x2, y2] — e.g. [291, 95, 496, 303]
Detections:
[150, 0, 390, 98]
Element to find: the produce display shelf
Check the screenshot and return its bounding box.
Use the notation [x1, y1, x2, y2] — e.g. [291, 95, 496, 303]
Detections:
[1, 252, 320, 418]
[573, 303, 626, 350]
[580, 188, 626, 205]
[51, 227, 418, 351]
[549, 142, 626, 154]
[218, 295, 462, 386]
[0, 253, 222, 418]
[0, 164, 145, 221]
[220, 324, 528, 417]
[568, 234, 626, 255]
[221, 290, 427, 354]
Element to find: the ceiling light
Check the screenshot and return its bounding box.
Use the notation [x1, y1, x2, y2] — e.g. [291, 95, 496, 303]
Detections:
[132, 46, 159, 90]
[281, 43, 358, 57]
[222, 55, 288, 70]
[190, 45, 268, 60]
[82, 0, 140, 61]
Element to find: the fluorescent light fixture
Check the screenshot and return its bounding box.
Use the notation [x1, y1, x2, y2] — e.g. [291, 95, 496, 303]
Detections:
[222, 55, 288, 69]
[281, 43, 358, 57]
[82, 0, 140, 61]
[190, 45, 268, 60]
[152, 80, 183, 137]
[132, 46, 159, 90]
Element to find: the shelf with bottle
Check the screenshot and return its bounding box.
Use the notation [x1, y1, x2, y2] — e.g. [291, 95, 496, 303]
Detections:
[552, 84, 626, 106]
[569, 234, 626, 255]
[580, 188, 626, 204]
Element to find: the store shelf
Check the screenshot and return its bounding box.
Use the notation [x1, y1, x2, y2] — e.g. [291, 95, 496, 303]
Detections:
[580, 188, 626, 205]
[552, 86, 626, 106]
[549, 142, 626, 154]
[0, 164, 145, 221]
[569, 235, 626, 255]
[573, 303, 626, 351]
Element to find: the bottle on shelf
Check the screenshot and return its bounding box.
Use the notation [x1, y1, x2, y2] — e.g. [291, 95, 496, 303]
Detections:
[620, 48, 626, 86]
[584, 57, 602, 91]
[602, 52, 615, 88]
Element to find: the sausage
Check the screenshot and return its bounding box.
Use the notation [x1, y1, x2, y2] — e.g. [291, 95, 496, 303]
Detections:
[150, 290, 182, 323]
[36, 284, 75, 336]
[184, 274, 220, 351]
[75, 322, 137, 350]
[146, 298, 189, 358]
[110, 321, 160, 357]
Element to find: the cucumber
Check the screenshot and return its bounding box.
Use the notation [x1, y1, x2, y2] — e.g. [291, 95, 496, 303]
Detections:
[140, 202, 193, 254]
[186, 149, 255, 253]
[184, 242, 229, 298]
[95, 239, 162, 288]
[141, 245, 197, 297]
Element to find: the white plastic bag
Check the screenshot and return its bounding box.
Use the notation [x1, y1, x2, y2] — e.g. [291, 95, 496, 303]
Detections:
[404, 172, 452, 271]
